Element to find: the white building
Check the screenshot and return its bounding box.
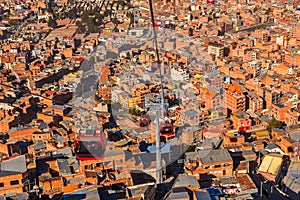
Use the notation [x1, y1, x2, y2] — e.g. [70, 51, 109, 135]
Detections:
[170, 66, 189, 82]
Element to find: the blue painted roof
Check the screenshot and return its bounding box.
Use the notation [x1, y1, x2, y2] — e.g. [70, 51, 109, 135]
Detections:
[274, 104, 284, 108]
[147, 143, 171, 153]
[195, 191, 212, 200]
[15, 9, 26, 13]
[204, 187, 222, 196]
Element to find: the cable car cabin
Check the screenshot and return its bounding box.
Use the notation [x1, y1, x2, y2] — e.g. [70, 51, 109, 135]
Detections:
[74, 128, 105, 160]
[160, 121, 175, 141]
[138, 118, 150, 127]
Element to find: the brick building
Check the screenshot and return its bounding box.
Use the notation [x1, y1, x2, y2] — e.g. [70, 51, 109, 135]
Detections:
[0, 156, 28, 195]
[231, 111, 252, 132]
[224, 84, 246, 114]
[184, 149, 233, 180]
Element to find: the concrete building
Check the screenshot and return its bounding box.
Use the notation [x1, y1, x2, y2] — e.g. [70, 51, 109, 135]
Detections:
[224, 84, 246, 114]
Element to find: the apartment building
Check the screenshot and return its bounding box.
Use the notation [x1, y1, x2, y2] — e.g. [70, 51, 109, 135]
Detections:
[224, 84, 246, 114]
[170, 66, 189, 82]
[230, 111, 252, 132]
[208, 42, 224, 58]
[247, 92, 263, 112]
[271, 104, 289, 122]
[264, 89, 281, 109]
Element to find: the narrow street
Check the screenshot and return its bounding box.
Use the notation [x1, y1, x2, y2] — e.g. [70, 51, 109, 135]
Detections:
[249, 172, 290, 200]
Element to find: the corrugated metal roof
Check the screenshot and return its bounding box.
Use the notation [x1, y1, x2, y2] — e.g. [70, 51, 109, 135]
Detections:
[104, 149, 124, 157]
[198, 149, 232, 164]
[173, 174, 200, 188]
[185, 152, 198, 162]
[268, 156, 282, 175]
[168, 191, 190, 199]
[283, 161, 300, 194]
[258, 155, 273, 172]
[256, 130, 269, 137]
[168, 187, 190, 199]
[1, 155, 26, 172]
[258, 154, 283, 175]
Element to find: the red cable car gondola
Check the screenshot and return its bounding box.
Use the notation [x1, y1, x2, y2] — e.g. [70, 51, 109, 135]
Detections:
[160, 120, 175, 141]
[74, 127, 105, 160]
[139, 118, 150, 127]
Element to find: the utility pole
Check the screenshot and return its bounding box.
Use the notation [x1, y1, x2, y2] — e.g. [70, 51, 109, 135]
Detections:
[161, 20, 165, 77]
[149, 0, 164, 185]
[160, 61, 165, 119]
[156, 110, 163, 184]
[258, 150, 261, 166]
[35, 178, 38, 197]
[260, 182, 263, 198]
[260, 180, 268, 197]
[271, 185, 278, 193]
[297, 139, 300, 160]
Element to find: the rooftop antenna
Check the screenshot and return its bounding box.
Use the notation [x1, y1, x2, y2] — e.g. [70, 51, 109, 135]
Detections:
[149, 0, 163, 184]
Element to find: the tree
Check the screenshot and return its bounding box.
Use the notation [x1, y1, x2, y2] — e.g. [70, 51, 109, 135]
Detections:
[87, 18, 98, 33]
[112, 15, 119, 25]
[8, 19, 19, 26]
[129, 108, 141, 116]
[129, 12, 134, 26]
[68, 7, 77, 19]
[76, 21, 86, 33]
[94, 12, 103, 25]
[103, 10, 109, 17]
[48, 17, 57, 28]
[267, 118, 281, 132]
[129, 108, 135, 115]
[82, 13, 89, 22]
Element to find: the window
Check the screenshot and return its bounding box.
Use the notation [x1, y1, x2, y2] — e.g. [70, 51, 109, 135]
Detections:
[287, 147, 293, 153]
[224, 163, 231, 167]
[96, 163, 101, 167]
[10, 180, 19, 185]
[215, 164, 221, 168]
[116, 159, 123, 164]
[0, 183, 4, 187]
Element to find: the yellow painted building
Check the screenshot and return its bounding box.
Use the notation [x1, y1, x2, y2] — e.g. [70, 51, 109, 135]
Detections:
[128, 96, 144, 108]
